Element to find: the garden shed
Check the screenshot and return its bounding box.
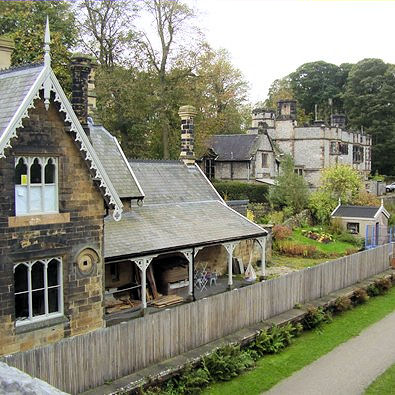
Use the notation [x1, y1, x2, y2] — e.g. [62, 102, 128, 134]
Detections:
[331, 200, 390, 245]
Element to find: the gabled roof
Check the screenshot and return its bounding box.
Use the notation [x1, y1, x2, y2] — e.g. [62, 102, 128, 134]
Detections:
[0, 62, 123, 220]
[104, 161, 266, 259]
[90, 123, 144, 200]
[331, 205, 390, 219]
[0, 64, 44, 140]
[209, 134, 259, 161]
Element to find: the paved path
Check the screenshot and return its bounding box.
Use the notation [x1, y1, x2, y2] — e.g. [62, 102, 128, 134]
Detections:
[266, 310, 395, 395]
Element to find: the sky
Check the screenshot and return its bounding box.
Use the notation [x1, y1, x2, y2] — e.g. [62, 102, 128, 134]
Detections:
[187, 0, 395, 104]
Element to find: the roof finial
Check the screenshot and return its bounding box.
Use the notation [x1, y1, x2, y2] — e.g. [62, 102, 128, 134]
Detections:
[44, 16, 51, 68]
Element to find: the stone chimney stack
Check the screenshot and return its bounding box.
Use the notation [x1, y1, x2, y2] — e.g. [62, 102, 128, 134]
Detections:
[178, 105, 197, 166]
[0, 37, 15, 70]
[70, 53, 92, 136]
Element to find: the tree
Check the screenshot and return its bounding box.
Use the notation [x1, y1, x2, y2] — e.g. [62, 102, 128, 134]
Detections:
[75, 0, 138, 68]
[321, 164, 362, 203]
[269, 155, 309, 215]
[343, 59, 395, 175]
[134, 0, 201, 159]
[289, 61, 351, 121]
[264, 77, 311, 125]
[0, 1, 77, 90]
[182, 47, 250, 155]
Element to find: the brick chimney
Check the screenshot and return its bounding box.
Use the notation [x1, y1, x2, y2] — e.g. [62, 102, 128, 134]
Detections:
[0, 37, 14, 69]
[70, 53, 92, 137]
[178, 105, 197, 166]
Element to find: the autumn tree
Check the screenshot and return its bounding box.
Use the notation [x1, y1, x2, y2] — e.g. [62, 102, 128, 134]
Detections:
[134, 0, 202, 159]
[75, 0, 138, 68]
[0, 1, 77, 89]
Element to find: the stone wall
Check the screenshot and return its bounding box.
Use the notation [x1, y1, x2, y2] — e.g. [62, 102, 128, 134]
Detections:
[0, 96, 105, 356]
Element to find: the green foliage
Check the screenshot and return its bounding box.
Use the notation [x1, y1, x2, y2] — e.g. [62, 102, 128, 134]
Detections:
[266, 211, 285, 225]
[344, 59, 395, 175]
[367, 284, 380, 297]
[249, 324, 300, 357]
[289, 61, 351, 120]
[335, 232, 363, 248]
[321, 164, 362, 203]
[302, 306, 331, 330]
[212, 181, 268, 203]
[269, 155, 309, 215]
[0, 1, 77, 91]
[308, 190, 337, 225]
[202, 345, 255, 382]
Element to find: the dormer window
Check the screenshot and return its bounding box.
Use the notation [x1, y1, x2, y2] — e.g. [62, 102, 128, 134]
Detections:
[15, 156, 58, 215]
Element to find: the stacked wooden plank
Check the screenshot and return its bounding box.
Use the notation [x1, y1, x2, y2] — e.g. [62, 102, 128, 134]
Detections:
[150, 295, 184, 308]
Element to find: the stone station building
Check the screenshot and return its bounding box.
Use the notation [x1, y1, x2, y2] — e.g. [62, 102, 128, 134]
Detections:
[0, 23, 267, 356]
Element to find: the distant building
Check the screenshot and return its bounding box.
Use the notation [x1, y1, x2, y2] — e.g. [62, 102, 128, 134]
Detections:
[201, 100, 372, 189]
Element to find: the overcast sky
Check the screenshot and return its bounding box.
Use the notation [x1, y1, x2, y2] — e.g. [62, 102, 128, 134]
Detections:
[188, 0, 395, 104]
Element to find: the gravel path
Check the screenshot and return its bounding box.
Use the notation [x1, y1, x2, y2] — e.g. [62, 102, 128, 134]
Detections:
[265, 310, 395, 395]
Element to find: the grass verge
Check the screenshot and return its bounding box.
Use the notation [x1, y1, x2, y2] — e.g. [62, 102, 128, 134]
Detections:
[365, 363, 395, 394]
[203, 286, 395, 395]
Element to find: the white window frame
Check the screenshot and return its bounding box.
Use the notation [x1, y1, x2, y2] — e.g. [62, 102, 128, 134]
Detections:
[14, 257, 64, 327]
[15, 156, 59, 216]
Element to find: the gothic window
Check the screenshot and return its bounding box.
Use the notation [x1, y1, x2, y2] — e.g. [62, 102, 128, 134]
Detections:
[15, 156, 58, 215]
[204, 158, 215, 180]
[14, 258, 63, 325]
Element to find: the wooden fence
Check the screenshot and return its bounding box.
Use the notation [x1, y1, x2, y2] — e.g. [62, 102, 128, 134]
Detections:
[2, 243, 393, 394]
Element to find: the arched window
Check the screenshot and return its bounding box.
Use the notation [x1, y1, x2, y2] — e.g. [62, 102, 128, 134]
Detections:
[14, 156, 58, 215]
[30, 158, 42, 184]
[14, 258, 63, 325]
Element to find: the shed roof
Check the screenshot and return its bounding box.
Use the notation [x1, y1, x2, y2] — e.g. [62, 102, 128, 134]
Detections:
[0, 64, 44, 140]
[332, 205, 389, 219]
[104, 200, 265, 259]
[104, 161, 266, 259]
[90, 124, 144, 199]
[209, 134, 259, 161]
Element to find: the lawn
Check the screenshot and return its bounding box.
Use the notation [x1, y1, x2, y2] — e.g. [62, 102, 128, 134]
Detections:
[203, 286, 395, 395]
[290, 228, 357, 255]
[365, 363, 395, 394]
[271, 254, 333, 270]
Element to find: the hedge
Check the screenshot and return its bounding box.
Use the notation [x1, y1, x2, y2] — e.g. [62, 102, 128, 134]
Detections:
[212, 180, 269, 203]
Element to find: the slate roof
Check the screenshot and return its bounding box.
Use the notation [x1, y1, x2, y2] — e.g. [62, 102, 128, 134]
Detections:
[332, 205, 381, 219]
[90, 124, 144, 199]
[209, 134, 259, 161]
[104, 161, 266, 259]
[129, 160, 219, 205]
[0, 64, 44, 139]
[104, 200, 265, 258]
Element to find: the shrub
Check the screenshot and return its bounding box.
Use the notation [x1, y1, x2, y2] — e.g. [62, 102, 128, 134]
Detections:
[272, 225, 292, 240]
[333, 296, 352, 313]
[275, 241, 318, 258]
[345, 248, 359, 255]
[212, 181, 268, 203]
[336, 232, 363, 248]
[374, 277, 392, 294]
[202, 345, 255, 382]
[352, 288, 369, 305]
[367, 283, 380, 297]
[302, 306, 331, 330]
[268, 211, 285, 225]
[329, 218, 343, 235]
[250, 323, 300, 356]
